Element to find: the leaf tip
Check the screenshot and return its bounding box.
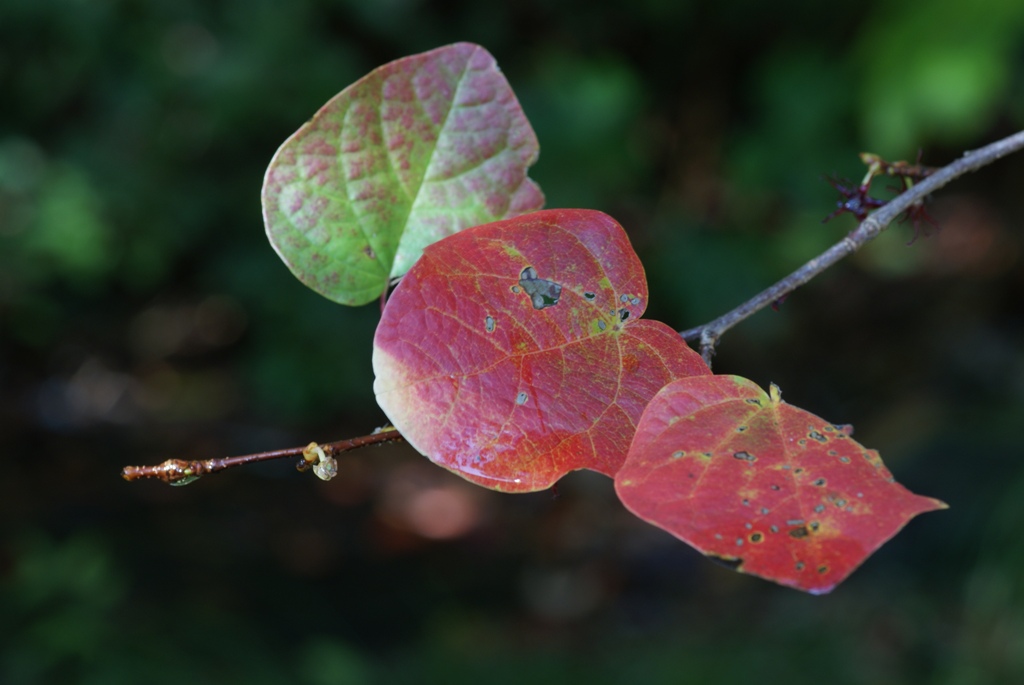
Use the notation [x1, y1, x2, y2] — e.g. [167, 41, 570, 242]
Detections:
[769, 382, 782, 404]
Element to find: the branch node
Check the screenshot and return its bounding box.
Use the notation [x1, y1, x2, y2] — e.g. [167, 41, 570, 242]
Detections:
[121, 459, 207, 485]
[303, 442, 338, 481]
[699, 329, 719, 369]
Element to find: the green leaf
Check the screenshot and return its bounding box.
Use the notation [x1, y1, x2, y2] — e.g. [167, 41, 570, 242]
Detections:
[262, 42, 544, 306]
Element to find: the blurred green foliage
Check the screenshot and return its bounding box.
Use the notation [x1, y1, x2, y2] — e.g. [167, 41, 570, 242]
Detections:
[856, 0, 1024, 152]
[3, 0, 1024, 683]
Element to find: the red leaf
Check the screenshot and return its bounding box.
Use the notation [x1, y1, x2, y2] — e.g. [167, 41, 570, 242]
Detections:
[373, 209, 709, 492]
[615, 375, 946, 594]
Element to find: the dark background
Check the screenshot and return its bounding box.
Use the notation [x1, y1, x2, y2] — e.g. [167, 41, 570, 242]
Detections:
[4, 0, 1024, 682]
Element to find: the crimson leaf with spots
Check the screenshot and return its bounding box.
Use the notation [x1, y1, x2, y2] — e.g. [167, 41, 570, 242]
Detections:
[372, 208, 710, 492]
[615, 375, 946, 594]
[263, 42, 543, 306]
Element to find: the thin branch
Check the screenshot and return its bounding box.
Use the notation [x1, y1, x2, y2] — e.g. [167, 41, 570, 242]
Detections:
[681, 129, 1024, 366]
[124, 131, 1024, 484]
[121, 428, 406, 485]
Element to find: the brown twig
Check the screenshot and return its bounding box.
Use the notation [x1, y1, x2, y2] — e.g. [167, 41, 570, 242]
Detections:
[681, 129, 1024, 366]
[121, 428, 406, 485]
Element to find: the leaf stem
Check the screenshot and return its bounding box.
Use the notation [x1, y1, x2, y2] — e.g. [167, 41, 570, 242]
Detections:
[121, 428, 405, 485]
[681, 129, 1024, 366]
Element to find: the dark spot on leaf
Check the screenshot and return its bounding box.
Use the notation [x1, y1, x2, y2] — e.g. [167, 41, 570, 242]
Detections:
[671, 450, 685, 459]
[736, 425, 748, 432]
[812, 477, 826, 487]
[701, 452, 712, 459]
[733, 451, 756, 462]
[798, 439, 807, 446]
[363, 246, 376, 259]
[584, 291, 596, 300]
[620, 294, 630, 303]
[515, 391, 528, 405]
[789, 526, 810, 539]
[485, 316, 495, 332]
[818, 565, 829, 574]
[796, 562, 805, 571]
[597, 319, 607, 331]
[630, 297, 641, 305]
[736, 538, 744, 546]
[814, 504, 826, 513]
[828, 450, 837, 456]
[794, 468, 804, 474]
[618, 308, 630, 321]
[809, 521, 820, 531]
[770, 484, 781, 491]
[519, 266, 562, 310]
[770, 525, 779, 533]
[808, 430, 827, 443]
[745, 398, 762, 406]
[749, 532, 763, 543]
[741, 499, 750, 507]
[511, 285, 521, 293]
